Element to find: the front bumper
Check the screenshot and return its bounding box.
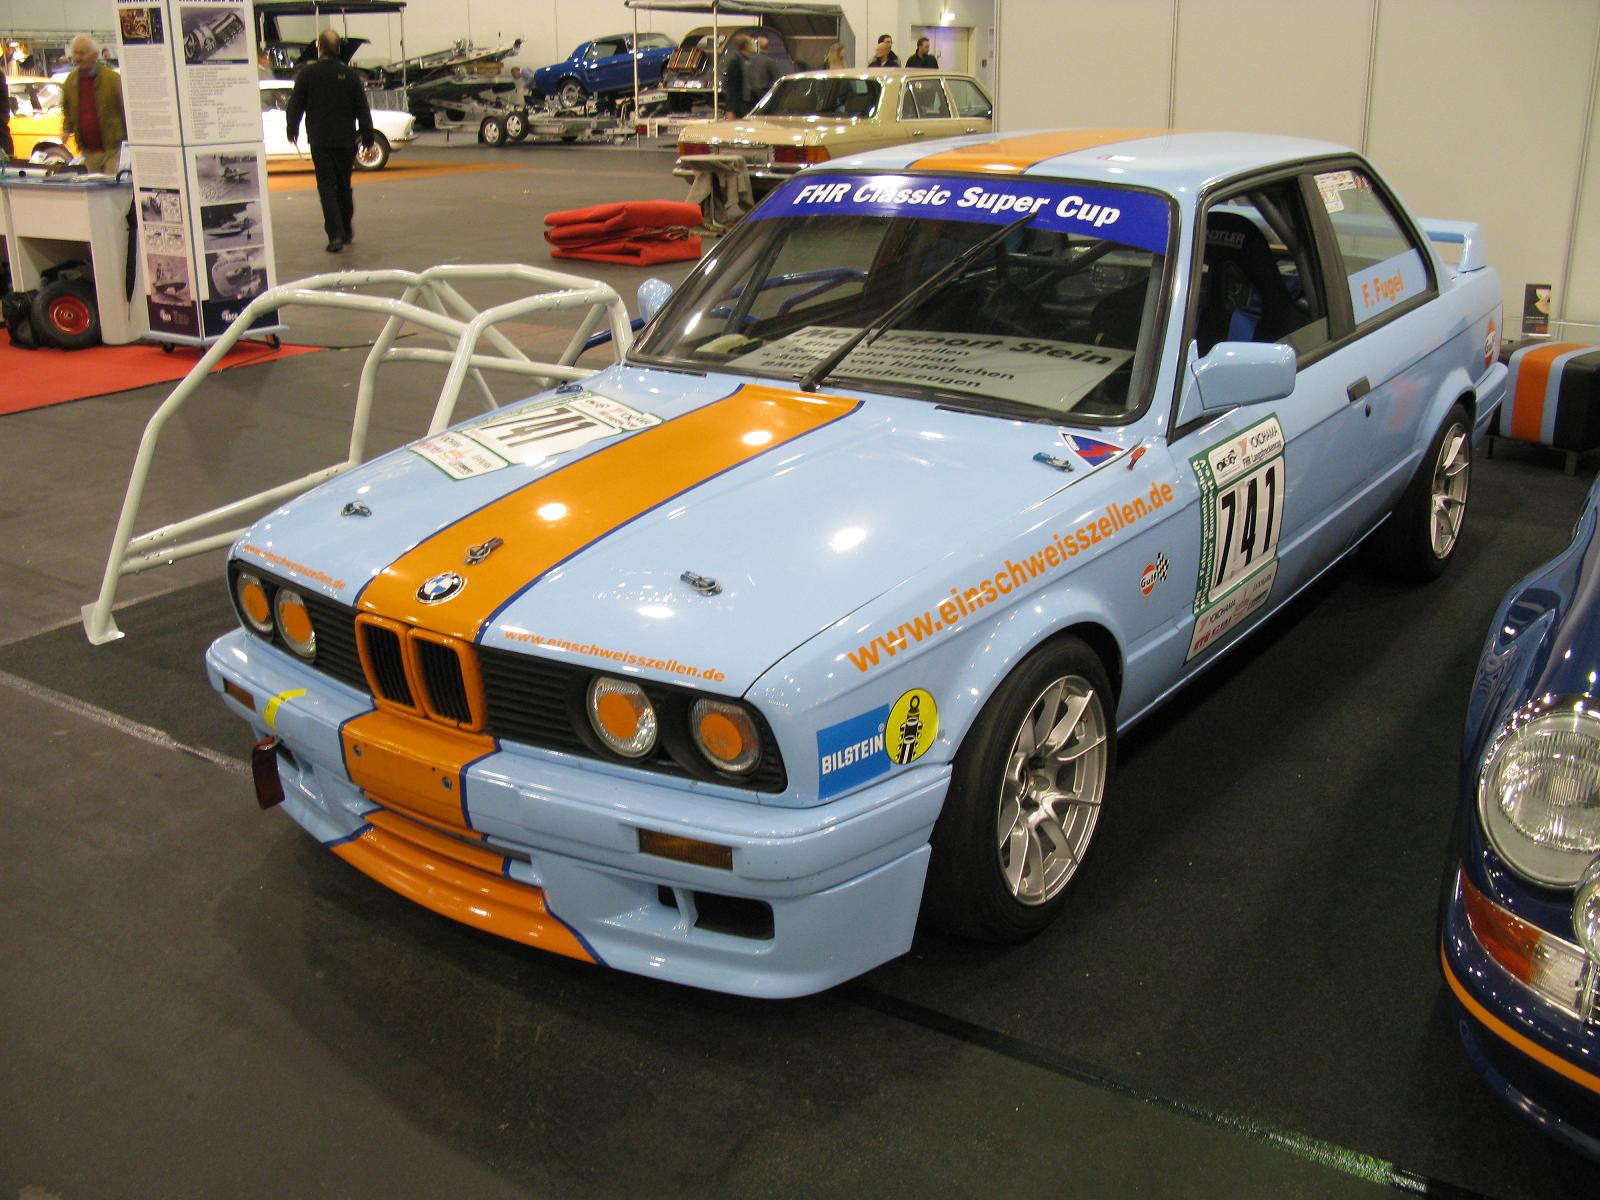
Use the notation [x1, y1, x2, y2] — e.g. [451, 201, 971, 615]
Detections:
[207, 629, 945, 997]
[1440, 866, 1600, 1161]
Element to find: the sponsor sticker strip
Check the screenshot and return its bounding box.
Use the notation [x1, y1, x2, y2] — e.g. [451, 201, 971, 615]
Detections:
[848, 480, 1176, 674]
[500, 630, 726, 683]
[752, 173, 1171, 256]
[412, 393, 662, 481]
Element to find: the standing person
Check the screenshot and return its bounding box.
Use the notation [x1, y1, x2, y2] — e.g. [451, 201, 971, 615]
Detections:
[823, 42, 847, 69]
[745, 36, 779, 108]
[867, 35, 898, 68]
[907, 38, 939, 69]
[286, 29, 374, 253]
[719, 34, 752, 118]
[60, 35, 127, 173]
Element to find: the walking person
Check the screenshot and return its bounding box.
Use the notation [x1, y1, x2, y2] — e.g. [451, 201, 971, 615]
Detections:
[286, 29, 374, 253]
[719, 34, 754, 117]
[907, 38, 939, 68]
[60, 35, 127, 173]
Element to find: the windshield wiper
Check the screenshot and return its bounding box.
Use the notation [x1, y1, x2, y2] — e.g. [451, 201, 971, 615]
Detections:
[797, 213, 1036, 394]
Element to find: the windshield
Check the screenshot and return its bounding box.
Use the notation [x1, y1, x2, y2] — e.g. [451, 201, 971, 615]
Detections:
[750, 77, 881, 119]
[633, 173, 1173, 423]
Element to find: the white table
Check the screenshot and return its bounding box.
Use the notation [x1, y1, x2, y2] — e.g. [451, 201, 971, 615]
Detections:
[1, 173, 149, 345]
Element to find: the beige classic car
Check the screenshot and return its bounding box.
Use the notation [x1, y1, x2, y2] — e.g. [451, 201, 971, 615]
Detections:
[674, 69, 994, 189]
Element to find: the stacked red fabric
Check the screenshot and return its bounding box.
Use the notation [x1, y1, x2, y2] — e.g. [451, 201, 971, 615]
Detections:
[543, 201, 704, 266]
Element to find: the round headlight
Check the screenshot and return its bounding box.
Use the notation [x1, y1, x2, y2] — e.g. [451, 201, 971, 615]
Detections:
[273, 587, 317, 659]
[1575, 856, 1600, 961]
[691, 698, 760, 774]
[235, 571, 273, 635]
[1479, 698, 1600, 887]
[587, 677, 657, 758]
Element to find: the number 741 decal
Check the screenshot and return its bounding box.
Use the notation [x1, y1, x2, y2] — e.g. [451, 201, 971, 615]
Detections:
[1187, 415, 1286, 660]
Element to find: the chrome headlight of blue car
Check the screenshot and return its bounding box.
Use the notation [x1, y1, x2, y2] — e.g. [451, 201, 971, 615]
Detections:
[1479, 695, 1600, 887]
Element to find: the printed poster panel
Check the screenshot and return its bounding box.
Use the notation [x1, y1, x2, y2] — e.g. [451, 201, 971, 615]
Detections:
[187, 143, 277, 336]
[115, 2, 181, 144]
[174, 1, 263, 144]
[131, 144, 201, 338]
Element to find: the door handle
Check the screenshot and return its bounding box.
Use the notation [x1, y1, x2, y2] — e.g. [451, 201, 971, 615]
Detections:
[911, 130, 926, 137]
[1346, 376, 1371, 403]
[964, 127, 978, 133]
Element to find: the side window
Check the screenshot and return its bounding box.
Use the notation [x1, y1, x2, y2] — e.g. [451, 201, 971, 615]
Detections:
[947, 78, 992, 120]
[1314, 169, 1433, 328]
[1195, 180, 1330, 359]
[900, 78, 950, 119]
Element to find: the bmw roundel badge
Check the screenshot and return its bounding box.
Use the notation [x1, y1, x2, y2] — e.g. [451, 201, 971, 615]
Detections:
[417, 571, 464, 604]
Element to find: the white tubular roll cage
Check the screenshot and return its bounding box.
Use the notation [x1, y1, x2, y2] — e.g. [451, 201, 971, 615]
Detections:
[81, 263, 636, 645]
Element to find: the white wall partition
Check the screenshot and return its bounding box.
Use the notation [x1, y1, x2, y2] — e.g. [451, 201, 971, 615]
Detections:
[996, 0, 1600, 340]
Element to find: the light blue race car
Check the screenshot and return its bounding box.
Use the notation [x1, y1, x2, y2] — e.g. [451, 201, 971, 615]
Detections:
[208, 129, 1507, 997]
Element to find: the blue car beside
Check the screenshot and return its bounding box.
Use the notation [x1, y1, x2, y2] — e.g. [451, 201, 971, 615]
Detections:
[531, 32, 675, 111]
[207, 129, 1505, 997]
[1442, 470, 1600, 1161]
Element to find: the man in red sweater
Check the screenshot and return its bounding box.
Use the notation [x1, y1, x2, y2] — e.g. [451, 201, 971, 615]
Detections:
[60, 35, 127, 173]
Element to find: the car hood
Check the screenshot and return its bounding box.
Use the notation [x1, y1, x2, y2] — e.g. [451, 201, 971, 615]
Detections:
[235, 368, 1118, 695]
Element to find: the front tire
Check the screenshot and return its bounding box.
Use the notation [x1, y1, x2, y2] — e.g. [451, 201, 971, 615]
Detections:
[478, 116, 505, 147]
[1373, 403, 1471, 582]
[923, 636, 1115, 942]
[504, 109, 529, 141]
[354, 132, 390, 171]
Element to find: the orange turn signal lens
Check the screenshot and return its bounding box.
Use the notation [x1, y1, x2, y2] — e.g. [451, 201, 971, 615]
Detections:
[691, 699, 759, 774]
[588, 677, 657, 758]
[273, 588, 316, 659]
[1459, 869, 1544, 984]
[236, 572, 273, 634]
[639, 829, 733, 870]
[223, 679, 255, 710]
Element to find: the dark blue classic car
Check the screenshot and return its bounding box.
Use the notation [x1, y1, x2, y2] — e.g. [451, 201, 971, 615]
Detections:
[531, 32, 675, 110]
[1442, 470, 1600, 1161]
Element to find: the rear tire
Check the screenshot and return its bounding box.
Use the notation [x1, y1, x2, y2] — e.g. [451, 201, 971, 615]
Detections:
[923, 636, 1115, 943]
[31, 279, 100, 350]
[478, 116, 506, 146]
[1372, 403, 1471, 582]
[504, 109, 529, 141]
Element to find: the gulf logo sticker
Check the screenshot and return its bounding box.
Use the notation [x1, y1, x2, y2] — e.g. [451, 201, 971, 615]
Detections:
[1065, 434, 1123, 466]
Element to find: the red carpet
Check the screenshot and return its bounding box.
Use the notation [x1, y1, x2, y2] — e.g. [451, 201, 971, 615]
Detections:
[0, 339, 321, 415]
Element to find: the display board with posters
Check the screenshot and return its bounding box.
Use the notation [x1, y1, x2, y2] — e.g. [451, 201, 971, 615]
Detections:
[115, 0, 279, 343]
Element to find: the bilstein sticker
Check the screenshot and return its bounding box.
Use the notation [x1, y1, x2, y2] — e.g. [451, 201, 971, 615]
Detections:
[816, 689, 941, 799]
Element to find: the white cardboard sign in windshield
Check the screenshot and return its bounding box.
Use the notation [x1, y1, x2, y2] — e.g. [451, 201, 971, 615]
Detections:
[731, 327, 1132, 412]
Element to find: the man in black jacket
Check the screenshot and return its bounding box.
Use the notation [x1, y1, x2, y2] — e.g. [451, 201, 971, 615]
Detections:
[286, 29, 374, 252]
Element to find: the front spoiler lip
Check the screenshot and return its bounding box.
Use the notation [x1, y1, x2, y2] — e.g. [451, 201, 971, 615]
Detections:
[205, 628, 945, 996]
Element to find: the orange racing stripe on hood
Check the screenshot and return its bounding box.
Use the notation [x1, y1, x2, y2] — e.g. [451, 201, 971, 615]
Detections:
[360, 384, 860, 640]
[912, 128, 1174, 174]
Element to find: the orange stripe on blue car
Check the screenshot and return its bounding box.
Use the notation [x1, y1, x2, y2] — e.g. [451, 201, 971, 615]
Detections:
[356, 384, 861, 641]
[912, 128, 1173, 174]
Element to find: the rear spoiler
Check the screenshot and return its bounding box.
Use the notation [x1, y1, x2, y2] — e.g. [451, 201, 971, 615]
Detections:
[1418, 219, 1487, 273]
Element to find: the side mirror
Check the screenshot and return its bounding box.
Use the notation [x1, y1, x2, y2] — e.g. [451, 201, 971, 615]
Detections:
[637, 278, 674, 323]
[1191, 342, 1296, 412]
